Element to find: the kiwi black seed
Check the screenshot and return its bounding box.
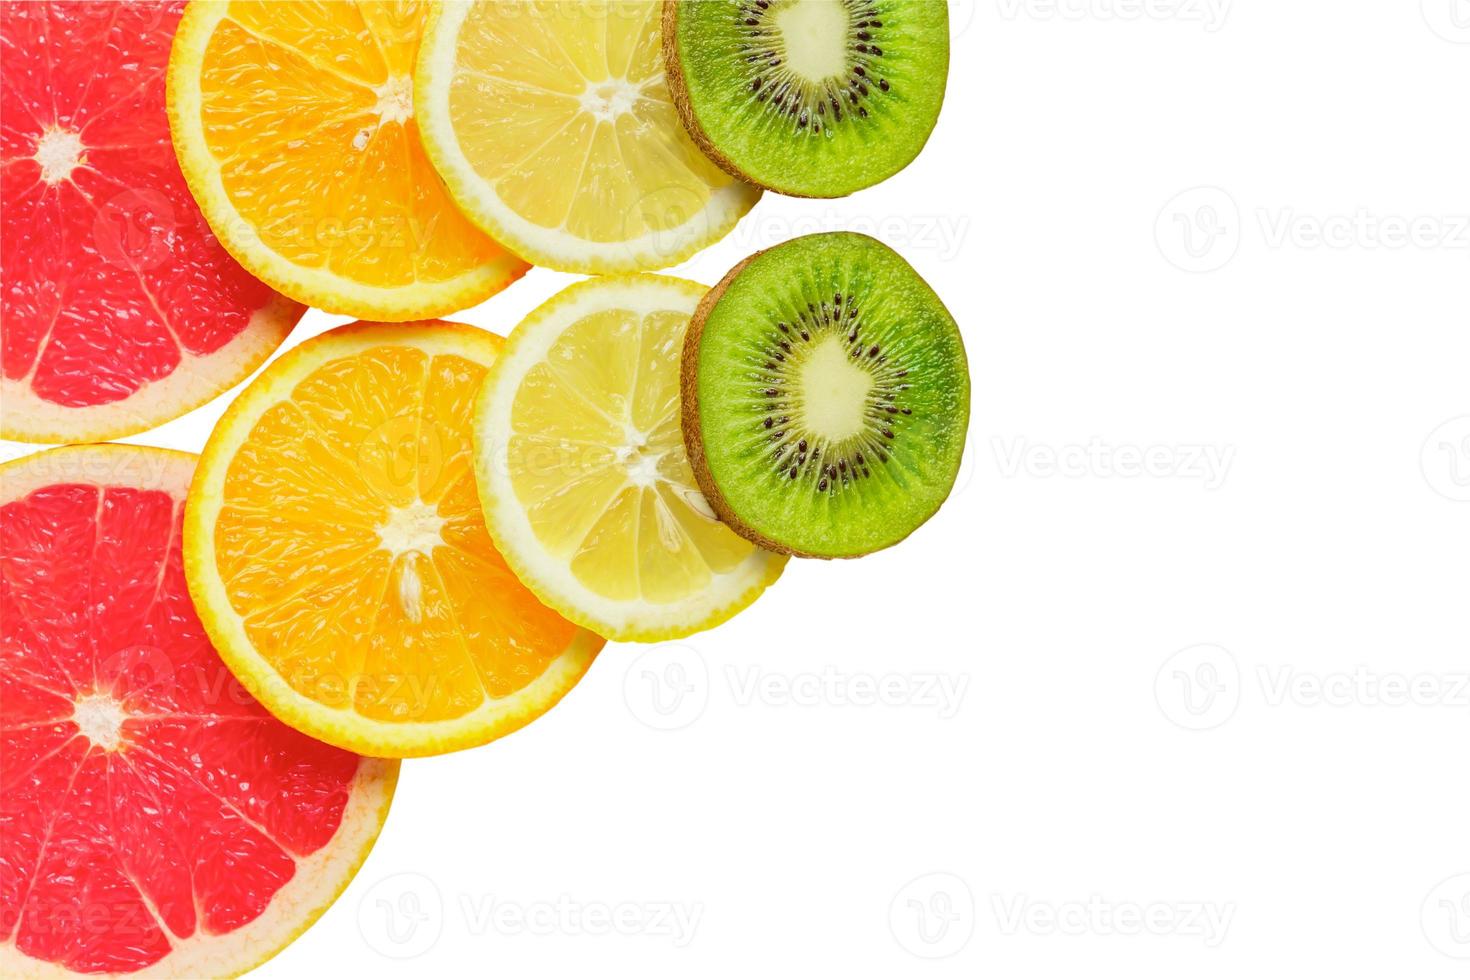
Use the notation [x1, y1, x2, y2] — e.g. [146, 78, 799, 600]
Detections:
[680, 232, 969, 558]
[662, 0, 949, 198]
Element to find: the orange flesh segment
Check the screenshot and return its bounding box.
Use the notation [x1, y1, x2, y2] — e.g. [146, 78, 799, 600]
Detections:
[214, 345, 579, 723]
[197, 1, 510, 287]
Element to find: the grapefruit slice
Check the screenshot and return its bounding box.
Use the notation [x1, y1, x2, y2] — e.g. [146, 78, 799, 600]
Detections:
[0, 444, 396, 978]
[0, 2, 304, 445]
[183, 321, 603, 757]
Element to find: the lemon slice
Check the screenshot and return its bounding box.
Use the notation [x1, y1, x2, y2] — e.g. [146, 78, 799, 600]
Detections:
[474, 275, 787, 640]
[415, 0, 761, 274]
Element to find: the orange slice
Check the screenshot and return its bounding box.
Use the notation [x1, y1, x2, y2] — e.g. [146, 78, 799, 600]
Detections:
[183, 321, 602, 757]
[168, 0, 527, 320]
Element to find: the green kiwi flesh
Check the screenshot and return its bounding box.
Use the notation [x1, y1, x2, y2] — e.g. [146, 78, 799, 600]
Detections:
[663, 0, 949, 198]
[681, 232, 968, 558]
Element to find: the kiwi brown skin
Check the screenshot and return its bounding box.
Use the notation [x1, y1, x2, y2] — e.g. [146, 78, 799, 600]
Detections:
[679, 249, 805, 556]
[661, 0, 826, 201]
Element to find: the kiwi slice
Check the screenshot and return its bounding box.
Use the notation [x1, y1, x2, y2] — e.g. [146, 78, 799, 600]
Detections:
[662, 0, 949, 198]
[681, 232, 968, 558]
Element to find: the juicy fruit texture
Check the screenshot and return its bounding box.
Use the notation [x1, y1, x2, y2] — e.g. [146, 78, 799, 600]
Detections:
[475, 275, 787, 641]
[168, 0, 527, 320]
[664, 0, 949, 197]
[682, 232, 968, 557]
[416, 0, 761, 273]
[184, 321, 603, 757]
[0, 445, 395, 978]
[0, 1, 302, 443]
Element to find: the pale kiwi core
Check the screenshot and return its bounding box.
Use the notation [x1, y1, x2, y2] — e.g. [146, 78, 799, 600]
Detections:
[776, 0, 852, 82]
[796, 335, 874, 442]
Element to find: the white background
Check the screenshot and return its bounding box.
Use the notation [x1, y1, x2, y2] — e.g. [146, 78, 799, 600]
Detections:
[6, 2, 1469, 977]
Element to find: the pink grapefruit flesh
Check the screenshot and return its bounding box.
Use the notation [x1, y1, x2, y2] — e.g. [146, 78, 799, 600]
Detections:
[0, 2, 303, 444]
[0, 445, 397, 978]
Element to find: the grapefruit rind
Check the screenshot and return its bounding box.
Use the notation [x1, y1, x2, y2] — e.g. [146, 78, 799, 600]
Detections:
[0, 444, 398, 980]
[472, 275, 788, 642]
[0, 295, 302, 445]
[166, 1, 528, 321]
[183, 322, 603, 758]
[413, 1, 761, 274]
